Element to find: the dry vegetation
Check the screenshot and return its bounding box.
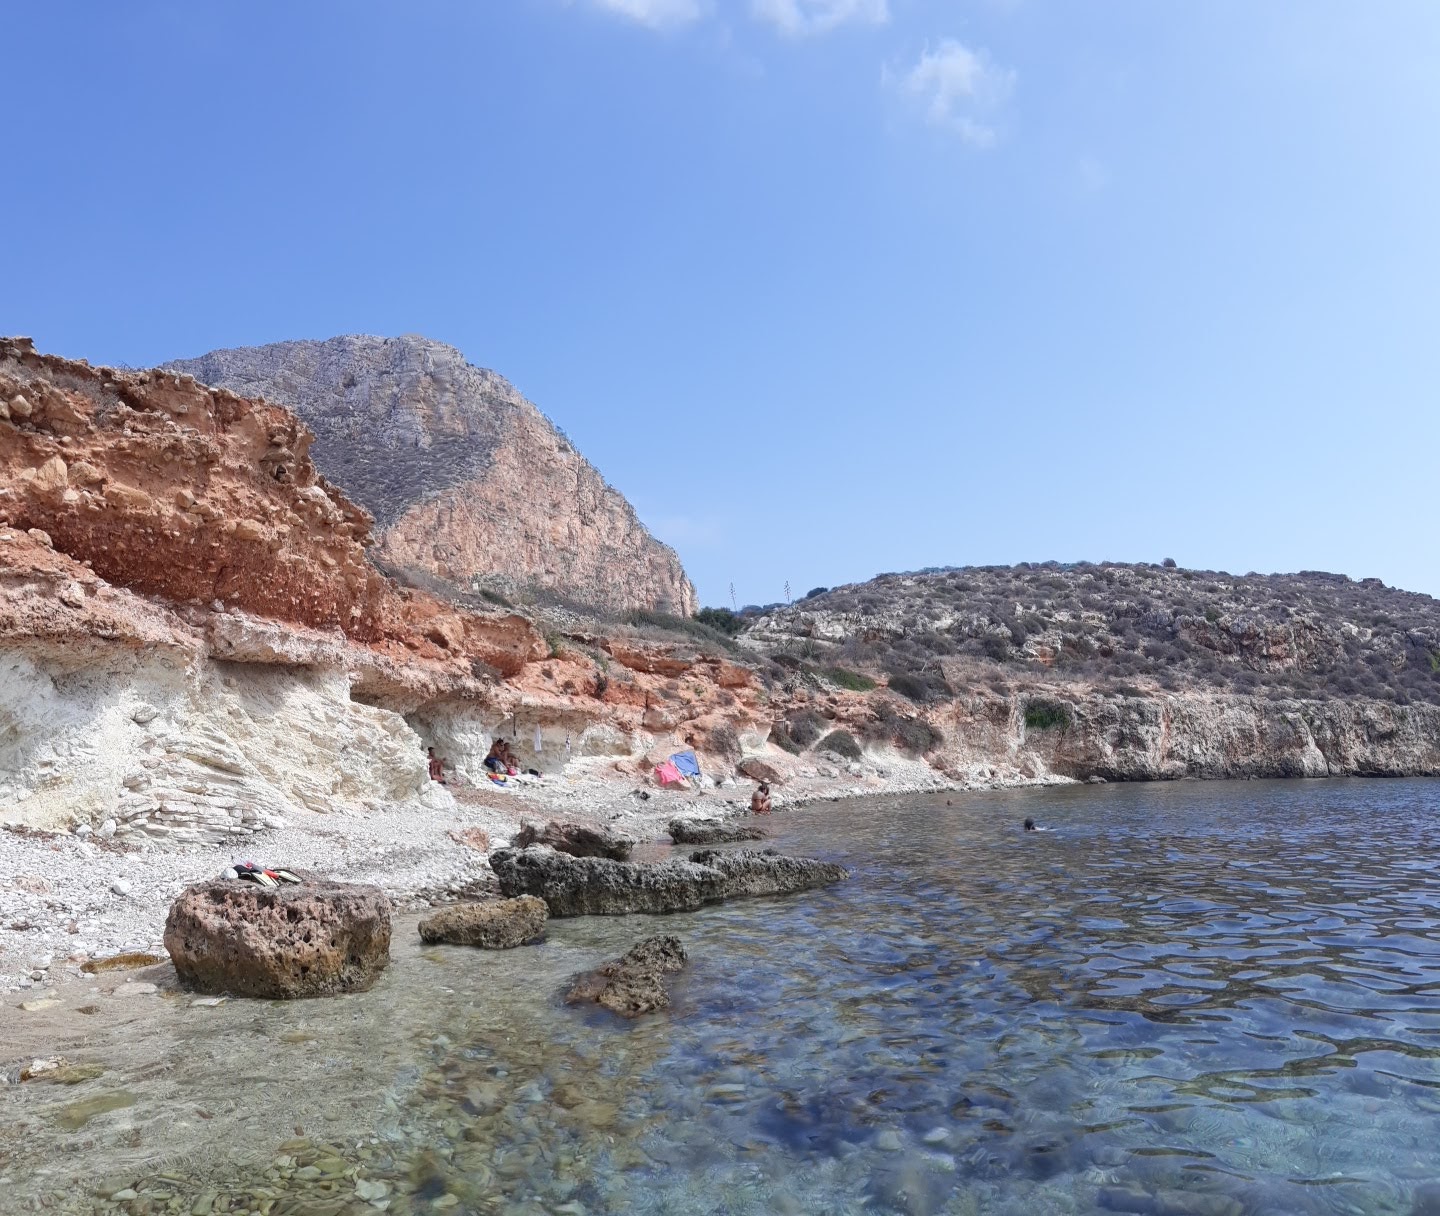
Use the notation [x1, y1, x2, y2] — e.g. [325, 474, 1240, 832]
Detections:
[748, 562, 1440, 706]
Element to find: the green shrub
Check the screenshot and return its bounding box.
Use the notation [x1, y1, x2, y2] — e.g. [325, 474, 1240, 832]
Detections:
[893, 718, 944, 754]
[1024, 700, 1071, 731]
[817, 730, 862, 761]
[823, 666, 877, 692]
[695, 606, 746, 637]
[707, 723, 741, 758]
[887, 673, 932, 703]
[625, 610, 738, 651]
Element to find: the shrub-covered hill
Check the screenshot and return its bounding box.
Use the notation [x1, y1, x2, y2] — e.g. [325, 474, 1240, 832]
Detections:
[745, 562, 1440, 706]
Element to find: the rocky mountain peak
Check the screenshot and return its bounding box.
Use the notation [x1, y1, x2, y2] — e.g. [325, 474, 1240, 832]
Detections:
[166, 335, 697, 616]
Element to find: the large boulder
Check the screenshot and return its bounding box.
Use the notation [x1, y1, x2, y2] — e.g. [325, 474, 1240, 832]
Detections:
[164, 878, 391, 999]
[688, 848, 849, 898]
[490, 845, 848, 918]
[737, 757, 785, 785]
[418, 896, 547, 949]
[565, 935, 688, 1017]
[490, 847, 725, 917]
[668, 817, 768, 845]
[513, 818, 636, 861]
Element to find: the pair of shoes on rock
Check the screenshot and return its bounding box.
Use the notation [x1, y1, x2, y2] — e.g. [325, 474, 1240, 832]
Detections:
[226, 861, 302, 887]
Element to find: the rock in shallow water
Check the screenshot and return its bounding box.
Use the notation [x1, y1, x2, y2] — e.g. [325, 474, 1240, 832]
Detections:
[565, 935, 687, 1017]
[489, 846, 847, 917]
[689, 848, 849, 898]
[667, 817, 767, 845]
[514, 818, 635, 861]
[163, 877, 391, 998]
[418, 896, 547, 948]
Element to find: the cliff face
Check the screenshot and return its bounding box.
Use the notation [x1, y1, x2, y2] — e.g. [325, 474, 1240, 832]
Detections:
[166, 335, 697, 617]
[2, 338, 1436, 855]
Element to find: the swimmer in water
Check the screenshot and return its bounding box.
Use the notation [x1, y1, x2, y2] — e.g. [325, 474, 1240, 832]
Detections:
[1024, 818, 1037, 831]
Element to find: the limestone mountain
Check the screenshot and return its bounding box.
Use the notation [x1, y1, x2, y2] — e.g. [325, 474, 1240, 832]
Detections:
[166, 335, 697, 616]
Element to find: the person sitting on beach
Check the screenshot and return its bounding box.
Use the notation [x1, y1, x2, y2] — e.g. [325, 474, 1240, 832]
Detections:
[499, 741, 520, 775]
[484, 740, 506, 773]
[751, 782, 772, 815]
[427, 747, 446, 784]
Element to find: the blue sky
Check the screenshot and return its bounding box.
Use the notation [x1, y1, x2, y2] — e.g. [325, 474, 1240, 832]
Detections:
[5, 2, 1438, 606]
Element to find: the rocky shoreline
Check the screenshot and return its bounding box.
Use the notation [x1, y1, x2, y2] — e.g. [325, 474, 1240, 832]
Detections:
[0, 754, 959, 996]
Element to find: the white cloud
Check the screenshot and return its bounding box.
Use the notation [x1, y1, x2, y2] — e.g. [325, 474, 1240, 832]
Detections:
[751, 0, 889, 37]
[590, 0, 704, 29]
[888, 39, 1015, 147]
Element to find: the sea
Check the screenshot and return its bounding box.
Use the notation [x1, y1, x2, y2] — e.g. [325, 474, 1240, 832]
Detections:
[7, 778, 1440, 1215]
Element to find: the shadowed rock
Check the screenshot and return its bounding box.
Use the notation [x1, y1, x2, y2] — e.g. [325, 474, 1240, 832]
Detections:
[565, 935, 688, 1017]
[668, 818, 768, 845]
[418, 895, 547, 949]
[514, 818, 635, 861]
[490, 845, 847, 918]
[737, 757, 785, 785]
[164, 877, 391, 999]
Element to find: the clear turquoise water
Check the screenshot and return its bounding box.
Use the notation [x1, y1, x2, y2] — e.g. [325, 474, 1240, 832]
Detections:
[9, 778, 1440, 1215]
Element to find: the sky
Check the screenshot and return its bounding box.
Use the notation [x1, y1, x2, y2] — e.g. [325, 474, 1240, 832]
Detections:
[4, 2, 1438, 608]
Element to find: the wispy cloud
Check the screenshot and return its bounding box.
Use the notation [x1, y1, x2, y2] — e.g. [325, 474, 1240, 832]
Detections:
[887, 39, 1015, 147]
[589, 0, 704, 29]
[751, 0, 889, 37]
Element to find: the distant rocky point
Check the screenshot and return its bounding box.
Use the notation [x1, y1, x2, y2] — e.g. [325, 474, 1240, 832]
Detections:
[167, 334, 696, 617]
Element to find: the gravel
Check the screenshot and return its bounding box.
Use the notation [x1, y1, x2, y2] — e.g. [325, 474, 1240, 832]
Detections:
[0, 753, 1020, 993]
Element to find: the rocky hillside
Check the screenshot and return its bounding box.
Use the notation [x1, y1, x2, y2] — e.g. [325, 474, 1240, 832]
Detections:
[734, 562, 1440, 783]
[166, 335, 696, 617]
[0, 337, 776, 846]
[748, 562, 1440, 706]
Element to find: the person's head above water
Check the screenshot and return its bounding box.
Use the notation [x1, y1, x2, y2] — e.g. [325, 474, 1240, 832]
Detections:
[1023, 817, 1036, 831]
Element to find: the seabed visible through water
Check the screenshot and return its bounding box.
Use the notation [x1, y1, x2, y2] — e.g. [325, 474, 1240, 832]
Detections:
[5, 778, 1440, 1216]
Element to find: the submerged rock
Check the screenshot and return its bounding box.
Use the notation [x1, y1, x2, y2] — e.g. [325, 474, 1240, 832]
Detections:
[565, 935, 688, 1017]
[418, 896, 547, 949]
[490, 845, 847, 917]
[163, 877, 391, 999]
[667, 817, 768, 845]
[513, 818, 636, 861]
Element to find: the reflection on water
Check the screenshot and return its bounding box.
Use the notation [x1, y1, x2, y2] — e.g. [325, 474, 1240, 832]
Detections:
[6, 778, 1440, 1215]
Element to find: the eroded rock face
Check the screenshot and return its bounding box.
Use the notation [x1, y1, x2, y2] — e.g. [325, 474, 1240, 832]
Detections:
[565, 935, 688, 1017]
[668, 818, 768, 845]
[418, 895, 547, 949]
[688, 849, 849, 899]
[167, 336, 697, 616]
[490, 845, 847, 917]
[163, 878, 392, 998]
[514, 818, 636, 861]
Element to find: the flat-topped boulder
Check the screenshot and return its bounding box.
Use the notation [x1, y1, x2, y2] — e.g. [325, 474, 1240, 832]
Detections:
[514, 818, 636, 861]
[668, 817, 768, 845]
[419, 896, 547, 949]
[490, 848, 724, 916]
[566, 935, 688, 1017]
[164, 877, 391, 999]
[689, 848, 849, 898]
[490, 845, 848, 918]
